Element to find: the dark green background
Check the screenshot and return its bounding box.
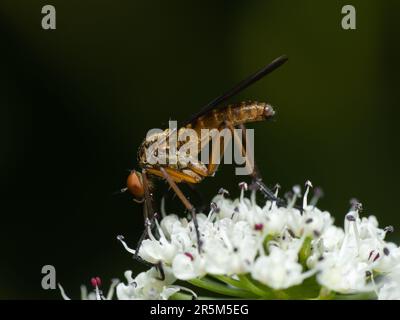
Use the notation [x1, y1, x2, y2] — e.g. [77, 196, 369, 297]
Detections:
[0, 1, 399, 299]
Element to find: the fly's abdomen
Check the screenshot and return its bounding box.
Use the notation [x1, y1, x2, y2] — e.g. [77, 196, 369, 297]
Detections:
[188, 101, 275, 133]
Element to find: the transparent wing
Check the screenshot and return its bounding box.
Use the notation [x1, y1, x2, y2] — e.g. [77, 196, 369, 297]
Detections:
[181, 55, 288, 126]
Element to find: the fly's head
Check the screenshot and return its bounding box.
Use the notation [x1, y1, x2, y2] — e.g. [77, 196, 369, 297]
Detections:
[126, 170, 144, 200]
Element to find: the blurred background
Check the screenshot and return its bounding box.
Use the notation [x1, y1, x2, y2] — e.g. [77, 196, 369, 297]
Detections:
[0, 0, 399, 299]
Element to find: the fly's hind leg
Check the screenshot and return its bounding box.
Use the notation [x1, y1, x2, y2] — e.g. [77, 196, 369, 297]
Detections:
[235, 124, 304, 210]
[205, 124, 232, 177]
[159, 167, 203, 252]
[237, 124, 261, 182]
[225, 122, 288, 207]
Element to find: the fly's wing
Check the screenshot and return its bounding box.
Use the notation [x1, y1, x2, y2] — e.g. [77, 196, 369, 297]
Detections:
[181, 55, 288, 127]
[153, 55, 288, 154]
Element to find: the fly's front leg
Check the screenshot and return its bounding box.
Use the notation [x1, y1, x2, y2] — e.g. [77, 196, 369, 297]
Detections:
[135, 171, 155, 253]
[136, 169, 166, 280]
[159, 167, 202, 252]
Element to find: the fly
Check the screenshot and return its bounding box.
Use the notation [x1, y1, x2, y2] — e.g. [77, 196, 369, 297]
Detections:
[122, 55, 291, 275]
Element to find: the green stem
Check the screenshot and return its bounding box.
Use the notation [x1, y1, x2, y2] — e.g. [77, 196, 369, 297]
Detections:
[211, 275, 250, 291]
[237, 274, 270, 297]
[170, 292, 222, 300]
[274, 290, 290, 299]
[188, 277, 258, 299]
[170, 292, 195, 300]
[334, 291, 377, 300]
[315, 287, 335, 300]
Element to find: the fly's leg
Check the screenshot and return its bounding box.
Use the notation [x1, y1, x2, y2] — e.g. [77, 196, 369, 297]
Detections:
[238, 124, 261, 182]
[134, 170, 165, 280]
[225, 122, 288, 207]
[205, 124, 232, 177]
[236, 124, 276, 198]
[236, 124, 304, 210]
[134, 169, 152, 256]
[159, 167, 202, 252]
[142, 169, 155, 221]
[155, 262, 165, 281]
[186, 183, 207, 213]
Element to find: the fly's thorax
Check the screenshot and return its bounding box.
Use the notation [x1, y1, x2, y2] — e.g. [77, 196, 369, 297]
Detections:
[138, 129, 169, 167]
[138, 128, 201, 169]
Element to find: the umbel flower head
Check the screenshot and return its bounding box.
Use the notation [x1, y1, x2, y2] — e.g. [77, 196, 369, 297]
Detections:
[60, 181, 400, 300]
[115, 181, 400, 300]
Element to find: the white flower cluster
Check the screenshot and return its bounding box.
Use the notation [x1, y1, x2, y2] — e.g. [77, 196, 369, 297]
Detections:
[115, 182, 400, 300]
[59, 181, 400, 300]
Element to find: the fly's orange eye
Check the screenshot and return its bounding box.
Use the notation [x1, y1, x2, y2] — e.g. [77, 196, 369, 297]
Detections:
[126, 171, 144, 199]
